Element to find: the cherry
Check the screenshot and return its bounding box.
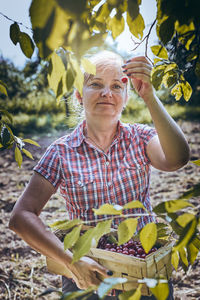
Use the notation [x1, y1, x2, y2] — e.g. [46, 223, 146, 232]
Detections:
[110, 248, 116, 252]
[129, 249, 136, 255]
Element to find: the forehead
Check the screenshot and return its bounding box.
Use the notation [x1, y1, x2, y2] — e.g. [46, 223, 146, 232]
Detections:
[85, 63, 123, 83]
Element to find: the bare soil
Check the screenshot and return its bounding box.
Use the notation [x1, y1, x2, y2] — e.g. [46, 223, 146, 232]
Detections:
[0, 120, 200, 300]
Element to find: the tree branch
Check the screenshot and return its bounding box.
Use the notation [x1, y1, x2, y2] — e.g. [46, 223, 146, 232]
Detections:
[0, 11, 33, 32]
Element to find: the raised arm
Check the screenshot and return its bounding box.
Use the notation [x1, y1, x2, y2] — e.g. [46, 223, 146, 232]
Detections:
[122, 56, 190, 171]
[9, 172, 108, 289]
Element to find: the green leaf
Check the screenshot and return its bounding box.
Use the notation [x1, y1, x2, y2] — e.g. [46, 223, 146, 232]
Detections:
[93, 204, 122, 215]
[158, 16, 175, 45]
[93, 219, 112, 244]
[119, 285, 142, 300]
[151, 66, 165, 90]
[176, 213, 195, 228]
[150, 282, 169, 300]
[23, 138, 40, 147]
[50, 219, 82, 230]
[140, 223, 157, 254]
[64, 225, 82, 250]
[191, 159, 200, 166]
[171, 83, 183, 101]
[66, 68, 75, 91]
[183, 81, 193, 101]
[127, 0, 139, 21]
[95, 2, 110, 23]
[187, 241, 199, 265]
[1, 126, 11, 146]
[119, 287, 140, 300]
[118, 218, 138, 245]
[178, 183, 200, 200]
[151, 45, 168, 59]
[174, 218, 197, 251]
[0, 84, 8, 96]
[192, 236, 200, 250]
[165, 200, 194, 213]
[19, 32, 35, 58]
[178, 246, 188, 267]
[171, 249, 179, 271]
[0, 109, 13, 123]
[72, 220, 111, 262]
[15, 145, 23, 168]
[81, 58, 96, 75]
[22, 148, 34, 160]
[10, 22, 20, 45]
[127, 12, 144, 39]
[123, 200, 146, 210]
[30, 0, 69, 58]
[72, 227, 96, 263]
[47, 52, 66, 96]
[107, 15, 125, 40]
[70, 58, 84, 96]
[97, 277, 127, 299]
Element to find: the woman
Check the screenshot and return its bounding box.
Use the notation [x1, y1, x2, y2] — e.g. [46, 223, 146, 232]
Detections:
[9, 51, 190, 299]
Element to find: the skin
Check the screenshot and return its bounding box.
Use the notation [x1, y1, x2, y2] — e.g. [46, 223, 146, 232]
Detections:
[9, 55, 190, 290]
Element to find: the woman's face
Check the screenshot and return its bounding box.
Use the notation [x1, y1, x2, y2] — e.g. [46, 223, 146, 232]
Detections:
[81, 64, 128, 120]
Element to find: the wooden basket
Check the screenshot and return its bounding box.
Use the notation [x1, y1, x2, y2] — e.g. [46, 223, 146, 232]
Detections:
[46, 229, 173, 296]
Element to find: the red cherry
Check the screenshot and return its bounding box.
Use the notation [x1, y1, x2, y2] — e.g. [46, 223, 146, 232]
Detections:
[117, 249, 123, 253]
[129, 249, 136, 255]
[122, 250, 129, 255]
[123, 247, 129, 252]
[137, 248, 144, 255]
[110, 248, 116, 252]
[121, 77, 128, 83]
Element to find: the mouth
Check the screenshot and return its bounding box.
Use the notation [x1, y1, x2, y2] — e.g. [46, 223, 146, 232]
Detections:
[97, 102, 114, 105]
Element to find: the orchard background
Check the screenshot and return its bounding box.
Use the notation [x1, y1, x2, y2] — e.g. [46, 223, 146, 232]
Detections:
[0, 0, 200, 299]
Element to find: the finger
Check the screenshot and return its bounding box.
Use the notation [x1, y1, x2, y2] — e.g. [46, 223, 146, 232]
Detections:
[127, 72, 151, 83]
[92, 262, 110, 277]
[123, 62, 152, 72]
[125, 68, 151, 78]
[126, 56, 152, 64]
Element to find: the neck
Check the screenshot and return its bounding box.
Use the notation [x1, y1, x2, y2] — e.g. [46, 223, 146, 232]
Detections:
[84, 118, 119, 152]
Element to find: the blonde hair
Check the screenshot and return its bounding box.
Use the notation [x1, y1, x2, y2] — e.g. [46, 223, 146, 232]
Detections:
[84, 50, 124, 83]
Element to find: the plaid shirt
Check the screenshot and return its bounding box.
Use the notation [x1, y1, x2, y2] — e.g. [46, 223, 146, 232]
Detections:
[34, 120, 157, 232]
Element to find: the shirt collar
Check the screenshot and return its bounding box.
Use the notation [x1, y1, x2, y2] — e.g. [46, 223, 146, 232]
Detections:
[68, 120, 131, 148]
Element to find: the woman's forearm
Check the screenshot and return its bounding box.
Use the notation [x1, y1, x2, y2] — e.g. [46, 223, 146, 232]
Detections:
[9, 210, 73, 269]
[146, 93, 190, 167]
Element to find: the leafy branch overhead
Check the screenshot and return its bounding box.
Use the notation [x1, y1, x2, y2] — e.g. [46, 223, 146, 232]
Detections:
[25, 0, 200, 102]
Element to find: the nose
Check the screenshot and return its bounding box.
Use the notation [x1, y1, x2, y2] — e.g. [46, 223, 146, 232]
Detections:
[101, 87, 112, 98]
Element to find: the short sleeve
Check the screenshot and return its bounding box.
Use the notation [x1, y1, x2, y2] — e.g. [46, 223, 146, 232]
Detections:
[135, 123, 157, 146]
[33, 144, 62, 188]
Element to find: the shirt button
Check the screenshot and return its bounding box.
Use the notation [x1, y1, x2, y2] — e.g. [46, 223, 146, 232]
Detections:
[78, 181, 82, 185]
[108, 182, 112, 186]
[105, 161, 109, 166]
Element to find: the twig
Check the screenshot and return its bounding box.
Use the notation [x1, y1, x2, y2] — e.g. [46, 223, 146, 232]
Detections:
[0, 11, 33, 31]
[82, 212, 157, 224]
[131, 19, 156, 64]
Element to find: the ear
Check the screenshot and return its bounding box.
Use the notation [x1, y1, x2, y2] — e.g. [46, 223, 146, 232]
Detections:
[75, 90, 82, 104]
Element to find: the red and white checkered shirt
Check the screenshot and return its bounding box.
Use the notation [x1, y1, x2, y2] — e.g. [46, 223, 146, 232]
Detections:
[34, 120, 157, 232]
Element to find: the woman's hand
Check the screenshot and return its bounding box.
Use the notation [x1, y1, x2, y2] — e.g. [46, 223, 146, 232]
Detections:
[68, 256, 109, 290]
[122, 56, 154, 102]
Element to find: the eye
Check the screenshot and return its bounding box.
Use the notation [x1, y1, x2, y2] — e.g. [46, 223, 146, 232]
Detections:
[112, 84, 122, 89]
[90, 82, 102, 88]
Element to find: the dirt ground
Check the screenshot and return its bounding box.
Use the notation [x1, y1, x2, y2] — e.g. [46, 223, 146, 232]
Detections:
[0, 120, 200, 300]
